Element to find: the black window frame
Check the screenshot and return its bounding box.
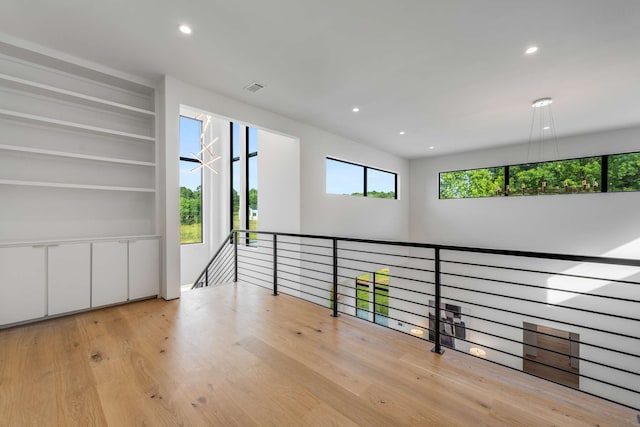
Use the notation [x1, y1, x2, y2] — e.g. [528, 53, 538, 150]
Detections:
[229, 122, 259, 246]
[179, 115, 204, 245]
[326, 157, 398, 199]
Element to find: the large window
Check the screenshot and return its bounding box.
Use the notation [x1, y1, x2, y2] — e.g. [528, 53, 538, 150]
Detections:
[179, 116, 203, 244]
[230, 123, 240, 231]
[608, 152, 640, 192]
[247, 127, 258, 244]
[439, 150, 640, 199]
[230, 123, 259, 245]
[439, 167, 505, 199]
[509, 157, 600, 196]
[326, 158, 397, 199]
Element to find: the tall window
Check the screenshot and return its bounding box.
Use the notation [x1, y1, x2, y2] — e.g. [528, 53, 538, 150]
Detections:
[230, 123, 240, 231]
[326, 158, 397, 199]
[247, 127, 258, 244]
[230, 123, 259, 244]
[179, 116, 203, 244]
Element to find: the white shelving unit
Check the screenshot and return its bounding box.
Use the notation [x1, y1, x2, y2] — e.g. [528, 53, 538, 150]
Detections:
[0, 41, 160, 327]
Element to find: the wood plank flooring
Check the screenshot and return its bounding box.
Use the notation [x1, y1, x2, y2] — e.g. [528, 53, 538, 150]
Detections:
[0, 282, 638, 426]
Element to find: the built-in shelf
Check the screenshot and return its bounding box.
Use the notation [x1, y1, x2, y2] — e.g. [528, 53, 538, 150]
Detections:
[0, 235, 161, 248]
[0, 179, 156, 193]
[0, 144, 155, 166]
[0, 73, 156, 118]
[0, 109, 155, 143]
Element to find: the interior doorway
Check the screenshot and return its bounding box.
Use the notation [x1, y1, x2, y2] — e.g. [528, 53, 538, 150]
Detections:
[523, 322, 579, 388]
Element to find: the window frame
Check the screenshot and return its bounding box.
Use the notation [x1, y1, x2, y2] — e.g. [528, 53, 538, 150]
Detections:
[326, 157, 398, 199]
[179, 115, 204, 245]
[437, 150, 640, 199]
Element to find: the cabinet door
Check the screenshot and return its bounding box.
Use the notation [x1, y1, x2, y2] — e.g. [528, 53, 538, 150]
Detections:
[92, 241, 128, 308]
[48, 243, 90, 316]
[0, 246, 46, 325]
[129, 239, 159, 300]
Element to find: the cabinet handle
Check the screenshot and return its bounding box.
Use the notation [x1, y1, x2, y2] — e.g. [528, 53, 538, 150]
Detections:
[32, 245, 45, 248]
[48, 244, 59, 247]
[118, 240, 128, 244]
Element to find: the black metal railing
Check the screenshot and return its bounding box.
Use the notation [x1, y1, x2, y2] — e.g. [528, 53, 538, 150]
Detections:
[193, 229, 640, 411]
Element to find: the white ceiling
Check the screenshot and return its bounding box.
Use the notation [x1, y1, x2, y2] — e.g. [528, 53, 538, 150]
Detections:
[1, 0, 639, 159]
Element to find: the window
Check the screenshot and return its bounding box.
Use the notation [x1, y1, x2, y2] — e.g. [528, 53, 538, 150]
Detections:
[247, 127, 258, 244]
[230, 123, 240, 231]
[439, 167, 505, 199]
[608, 152, 640, 192]
[509, 157, 601, 196]
[356, 268, 390, 327]
[230, 123, 259, 245]
[367, 168, 396, 199]
[179, 116, 203, 244]
[326, 158, 397, 199]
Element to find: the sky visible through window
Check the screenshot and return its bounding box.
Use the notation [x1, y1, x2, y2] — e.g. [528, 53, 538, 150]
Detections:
[326, 158, 395, 195]
[180, 116, 202, 191]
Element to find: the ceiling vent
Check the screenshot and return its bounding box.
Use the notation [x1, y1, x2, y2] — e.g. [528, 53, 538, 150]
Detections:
[244, 82, 264, 93]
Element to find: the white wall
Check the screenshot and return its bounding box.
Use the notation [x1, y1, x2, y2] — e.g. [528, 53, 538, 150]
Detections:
[301, 131, 409, 241]
[162, 75, 408, 298]
[408, 126, 640, 407]
[409, 125, 640, 257]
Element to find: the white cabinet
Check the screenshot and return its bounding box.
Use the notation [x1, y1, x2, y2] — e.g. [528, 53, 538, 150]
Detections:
[129, 239, 160, 300]
[48, 243, 90, 315]
[0, 246, 46, 325]
[92, 241, 128, 308]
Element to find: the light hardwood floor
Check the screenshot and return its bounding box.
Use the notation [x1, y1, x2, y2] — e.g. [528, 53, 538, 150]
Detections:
[0, 283, 637, 426]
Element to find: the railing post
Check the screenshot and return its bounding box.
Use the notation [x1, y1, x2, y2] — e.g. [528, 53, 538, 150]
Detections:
[431, 247, 444, 354]
[332, 238, 339, 317]
[205, 266, 209, 287]
[372, 271, 376, 324]
[233, 231, 238, 283]
[273, 234, 278, 296]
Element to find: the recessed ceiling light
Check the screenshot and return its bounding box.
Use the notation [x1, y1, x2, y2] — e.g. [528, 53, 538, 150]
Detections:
[179, 24, 192, 35]
[428, 146, 435, 150]
[532, 97, 553, 108]
[399, 131, 405, 135]
[352, 107, 360, 113]
[525, 46, 538, 54]
[543, 126, 551, 130]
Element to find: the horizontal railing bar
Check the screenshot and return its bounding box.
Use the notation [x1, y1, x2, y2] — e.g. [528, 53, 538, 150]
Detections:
[277, 240, 333, 250]
[232, 229, 640, 267]
[442, 271, 640, 303]
[341, 273, 436, 293]
[442, 259, 640, 286]
[438, 318, 640, 375]
[441, 295, 640, 341]
[337, 304, 433, 333]
[338, 246, 436, 262]
[193, 233, 233, 288]
[278, 282, 331, 302]
[237, 273, 271, 288]
[237, 253, 275, 265]
[448, 338, 640, 412]
[337, 255, 437, 275]
[276, 246, 334, 258]
[441, 281, 640, 322]
[276, 269, 334, 291]
[237, 265, 274, 279]
[435, 307, 640, 359]
[450, 336, 640, 396]
[336, 263, 435, 279]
